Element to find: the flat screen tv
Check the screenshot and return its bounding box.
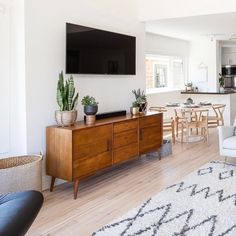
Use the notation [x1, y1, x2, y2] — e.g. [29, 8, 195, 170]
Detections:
[66, 23, 136, 75]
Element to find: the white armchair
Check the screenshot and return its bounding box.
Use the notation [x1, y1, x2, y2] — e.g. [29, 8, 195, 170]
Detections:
[218, 125, 236, 159]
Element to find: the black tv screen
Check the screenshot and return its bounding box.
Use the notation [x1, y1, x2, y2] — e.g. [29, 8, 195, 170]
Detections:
[66, 23, 136, 75]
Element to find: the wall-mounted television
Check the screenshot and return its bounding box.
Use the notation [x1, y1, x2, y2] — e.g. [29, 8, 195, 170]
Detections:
[66, 23, 136, 75]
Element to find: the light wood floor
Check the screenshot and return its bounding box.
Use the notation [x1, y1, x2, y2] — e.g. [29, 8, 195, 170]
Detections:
[28, 130, 224, 236]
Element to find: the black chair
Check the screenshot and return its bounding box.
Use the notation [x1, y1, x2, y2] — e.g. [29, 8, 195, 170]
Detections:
[0, 190, 44, 236]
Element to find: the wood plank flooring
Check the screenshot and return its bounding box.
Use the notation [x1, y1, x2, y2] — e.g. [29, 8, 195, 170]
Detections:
[28, 130, 224, 236]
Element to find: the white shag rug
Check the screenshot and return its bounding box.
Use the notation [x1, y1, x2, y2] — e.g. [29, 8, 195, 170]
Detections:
[93, 161, 236, 236]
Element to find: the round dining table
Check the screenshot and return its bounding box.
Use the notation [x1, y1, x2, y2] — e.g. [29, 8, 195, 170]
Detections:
[163, 103, 212, 143]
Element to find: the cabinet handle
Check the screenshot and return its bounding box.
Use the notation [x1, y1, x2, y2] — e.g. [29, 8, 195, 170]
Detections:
[107, 140, 112, 151]
[140, 129, 143, 141]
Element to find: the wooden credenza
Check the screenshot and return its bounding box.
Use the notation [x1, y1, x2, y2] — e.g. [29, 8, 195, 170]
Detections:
[46, 112, 163, 199]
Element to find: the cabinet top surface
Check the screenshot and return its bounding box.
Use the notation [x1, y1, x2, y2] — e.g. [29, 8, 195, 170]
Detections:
[47, 112, 161, 130]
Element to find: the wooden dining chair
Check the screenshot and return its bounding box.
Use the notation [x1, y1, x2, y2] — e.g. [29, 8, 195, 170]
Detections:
[149, 106, 175, 144]
[174, 108, 187, 138]
[181, 108, 209, 144]
[208, 104, 226, 128]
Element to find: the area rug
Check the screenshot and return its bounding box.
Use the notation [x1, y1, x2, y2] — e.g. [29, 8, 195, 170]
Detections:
[93, 161, 236, 236]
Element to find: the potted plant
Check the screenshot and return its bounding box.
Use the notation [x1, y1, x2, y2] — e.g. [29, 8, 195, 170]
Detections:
[186, 97, 193, 104]
[130, 101, 140, 115]
[81, 95, 99, 125]
[55, 71, 79, 126]
[185, 82, 193, 91]
[219, 73, 224, 92]
[132, 88, 147, 113]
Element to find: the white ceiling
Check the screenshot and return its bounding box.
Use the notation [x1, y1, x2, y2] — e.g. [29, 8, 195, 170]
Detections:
[145, 12, 236, 41]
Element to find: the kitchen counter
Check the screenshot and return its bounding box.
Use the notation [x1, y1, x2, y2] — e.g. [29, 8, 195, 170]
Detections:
[181, 91, 236, 95]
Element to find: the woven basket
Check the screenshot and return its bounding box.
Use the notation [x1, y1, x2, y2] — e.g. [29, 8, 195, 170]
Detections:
[0, 155, 42, 194]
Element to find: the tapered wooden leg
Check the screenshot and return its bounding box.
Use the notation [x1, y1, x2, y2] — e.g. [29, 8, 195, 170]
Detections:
[171, 120, 175, 144]
[74, 179, 80, 200]
[50, 176, 56, 192]
[181, 123, 184, 143]
[176, 119, 179, 137]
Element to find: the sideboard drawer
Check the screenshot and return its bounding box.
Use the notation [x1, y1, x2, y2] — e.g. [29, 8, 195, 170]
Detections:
[114, 119, 138, 133]
[73, 139, 110, 161]
[73, 125, 112, 146]
[139, 114, 161, 128]
[113, 144, 138, 164]
[113, 129, 138, 149]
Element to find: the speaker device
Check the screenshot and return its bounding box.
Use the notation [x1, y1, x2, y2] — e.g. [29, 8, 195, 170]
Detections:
[84, 110, 126, 122]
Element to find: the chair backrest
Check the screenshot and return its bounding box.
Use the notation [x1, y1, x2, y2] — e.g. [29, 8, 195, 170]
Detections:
[181, 108, 208, 129]
[191, 108, 209, 123]
[174, 108, 186, 118]
[212, 104, 226, 120]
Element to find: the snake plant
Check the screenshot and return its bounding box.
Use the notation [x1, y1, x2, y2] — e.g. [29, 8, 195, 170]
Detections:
[57, 71, 79, 111]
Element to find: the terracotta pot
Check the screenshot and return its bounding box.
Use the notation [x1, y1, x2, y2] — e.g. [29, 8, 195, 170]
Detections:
[55, 110, 77, 127]
[86, 115, 96, 125]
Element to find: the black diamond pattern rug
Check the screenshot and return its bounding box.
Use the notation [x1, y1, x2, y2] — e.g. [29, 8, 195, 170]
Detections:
[93, 161, 236, 236]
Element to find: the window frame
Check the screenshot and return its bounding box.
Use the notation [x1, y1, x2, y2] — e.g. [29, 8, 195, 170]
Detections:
[146, 54, 188, 94]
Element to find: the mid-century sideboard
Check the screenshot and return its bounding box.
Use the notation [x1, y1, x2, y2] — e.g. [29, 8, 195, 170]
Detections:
[46, 112, 163, 199]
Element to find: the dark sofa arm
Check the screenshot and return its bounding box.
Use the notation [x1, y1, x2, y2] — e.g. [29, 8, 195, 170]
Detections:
[0, 190, 44, 236]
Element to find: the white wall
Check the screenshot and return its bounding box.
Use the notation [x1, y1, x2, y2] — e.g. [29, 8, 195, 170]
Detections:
[0, 0, 10, 155]
[148, 91, 185, 118]
[24, 0, 145, 188]
[145, 33, 189, 107]
[189, 39, 218, 92]
[146, 33, 189, 57]
[0, 0, 27, 158]
[138, 0, 236, 21]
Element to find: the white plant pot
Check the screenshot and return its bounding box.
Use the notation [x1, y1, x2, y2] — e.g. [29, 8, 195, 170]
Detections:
[55, 110, 77, 127]
[219, 87, 224, 92]
[130, 107, 140, 115]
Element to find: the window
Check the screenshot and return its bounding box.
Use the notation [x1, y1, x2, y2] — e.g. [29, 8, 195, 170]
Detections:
[146, 55, 187, 93]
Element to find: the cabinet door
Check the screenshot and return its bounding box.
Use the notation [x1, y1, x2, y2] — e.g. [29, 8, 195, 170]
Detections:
[72, 125, 112, 178]
[113, 120, 139, 164]
[139, 114, 163, 154]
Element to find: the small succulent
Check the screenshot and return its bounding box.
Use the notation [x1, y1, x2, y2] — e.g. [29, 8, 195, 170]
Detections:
[185, 82, 193, 87]
[81, 95, 99, 106]
[187, 97, 193, 104]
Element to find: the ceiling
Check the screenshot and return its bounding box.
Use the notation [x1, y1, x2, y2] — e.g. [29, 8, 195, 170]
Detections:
[145, 12, 236, 41]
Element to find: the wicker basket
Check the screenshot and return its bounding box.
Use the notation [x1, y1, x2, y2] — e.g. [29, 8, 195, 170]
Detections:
[0, 155, 42, 194]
